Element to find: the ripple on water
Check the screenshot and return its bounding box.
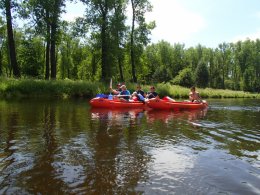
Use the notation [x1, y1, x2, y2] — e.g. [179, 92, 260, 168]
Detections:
[211, 105, 260, 112]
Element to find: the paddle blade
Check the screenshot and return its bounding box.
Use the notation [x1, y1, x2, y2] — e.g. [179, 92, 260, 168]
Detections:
[110, 78, 112, 88]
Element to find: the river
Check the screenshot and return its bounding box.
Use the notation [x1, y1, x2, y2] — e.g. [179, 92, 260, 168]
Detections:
[0, 98, 259, 194]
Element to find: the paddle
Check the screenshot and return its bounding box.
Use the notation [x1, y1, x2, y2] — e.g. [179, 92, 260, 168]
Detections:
[117, 95, 131, 97]
[108, 78, 113, 100]
[109, 78, 112, 91]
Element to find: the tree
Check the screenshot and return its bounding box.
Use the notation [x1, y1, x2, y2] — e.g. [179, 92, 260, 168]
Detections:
[171, 43, 185, 77]
[171, 67, 194, 87]
[203, 48, 215, 88]
[81, 0, 115, 82]
[194, 61, 209, 88]
[1, 0, 20, 77]
[26, 0, 65, 79]
[18, 36, 45, 77]
[0, 16, 5, 76]
[216, 43, 231, 88]
[243, 68, 253, 91]
[110, 0, 127, 81]
[129, 0, 154, 82]
[50, 0, 65, 79]
[143, 43, 160, 81]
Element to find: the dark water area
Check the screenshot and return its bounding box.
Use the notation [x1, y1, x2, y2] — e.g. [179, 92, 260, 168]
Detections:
[0, 98, 259, 194]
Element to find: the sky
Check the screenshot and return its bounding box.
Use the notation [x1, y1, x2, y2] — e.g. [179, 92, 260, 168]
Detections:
[63, 0, 260, 48]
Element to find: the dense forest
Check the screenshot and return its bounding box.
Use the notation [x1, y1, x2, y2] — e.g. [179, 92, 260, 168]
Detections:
[0, 0, 259, 92]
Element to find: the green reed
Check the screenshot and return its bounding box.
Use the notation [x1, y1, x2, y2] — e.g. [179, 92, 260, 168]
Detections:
[0, 78, 101, 98]
[154, 83, 259, 99]
[0, 78, 259, 99]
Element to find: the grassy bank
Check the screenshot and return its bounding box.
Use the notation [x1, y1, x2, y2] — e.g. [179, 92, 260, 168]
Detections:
[0, 78, 259, 99]
[154, 83, 259, 99]
[0, 78, 102, 98]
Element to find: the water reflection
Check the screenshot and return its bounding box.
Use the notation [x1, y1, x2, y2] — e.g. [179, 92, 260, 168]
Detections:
[19, 105, 66, 194]
[0, 99, 259, 194]
[146, 108, 208, 126]
[0, 112, 17, 192]
[91, 107, 144, 122]
[90, 107, 208, 128]
[87, 107, 151, 194]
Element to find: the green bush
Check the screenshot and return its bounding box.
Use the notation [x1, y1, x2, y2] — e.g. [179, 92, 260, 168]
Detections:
[171, 68, 194, 88]
[0, 78, 259, 99]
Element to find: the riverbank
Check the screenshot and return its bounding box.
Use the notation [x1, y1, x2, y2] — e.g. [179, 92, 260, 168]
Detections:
[0, 78, 259, 99]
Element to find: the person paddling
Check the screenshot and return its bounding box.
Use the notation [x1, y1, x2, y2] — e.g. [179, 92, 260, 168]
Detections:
[110, 83, 122, 95]
[117, 85, 130, 101]
[146, 86, 159, 99]
[135, 85, 146, 98]
[189, 86, 202, 102]
[132, 92, 145, 103]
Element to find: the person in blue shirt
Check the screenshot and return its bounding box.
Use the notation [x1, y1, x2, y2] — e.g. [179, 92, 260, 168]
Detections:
[118, 85, 130, 100]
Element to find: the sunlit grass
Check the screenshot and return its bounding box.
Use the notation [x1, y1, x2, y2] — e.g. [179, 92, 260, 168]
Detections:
[154, 83, 259, 99]
[0, 78, 102, 98]
[0, 78, 259, 99]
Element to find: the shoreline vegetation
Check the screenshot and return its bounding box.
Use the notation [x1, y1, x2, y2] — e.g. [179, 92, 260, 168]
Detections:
[0, 78, 259, 99]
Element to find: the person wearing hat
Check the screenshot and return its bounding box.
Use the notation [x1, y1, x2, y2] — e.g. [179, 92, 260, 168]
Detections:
[146, 86, 159, 99]
[110, 83, 122, 95]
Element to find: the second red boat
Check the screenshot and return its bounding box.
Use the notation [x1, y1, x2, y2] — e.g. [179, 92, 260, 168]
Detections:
[146, 98, 208, 110]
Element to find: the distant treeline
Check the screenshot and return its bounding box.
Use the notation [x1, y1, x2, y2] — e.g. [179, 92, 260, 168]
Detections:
[0, 0, 259, 93]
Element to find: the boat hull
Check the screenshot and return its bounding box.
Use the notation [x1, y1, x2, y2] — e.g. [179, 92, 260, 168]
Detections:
[147, 99, 208, 110]
[90, 97, 145, 109]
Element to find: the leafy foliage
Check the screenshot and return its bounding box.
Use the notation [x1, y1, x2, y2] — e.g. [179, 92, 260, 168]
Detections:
[0, 1, 259, 93]
[171, 68, 194, 88]
[194, 61, 209, 88]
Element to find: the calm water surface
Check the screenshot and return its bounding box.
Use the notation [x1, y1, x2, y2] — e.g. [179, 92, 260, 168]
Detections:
[0, 98, 259, 194]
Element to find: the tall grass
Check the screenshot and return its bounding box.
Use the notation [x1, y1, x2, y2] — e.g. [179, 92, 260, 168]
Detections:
[0, 78, 102, 98]
[0, 78, 259, 99]
[155, 83, 259, 99]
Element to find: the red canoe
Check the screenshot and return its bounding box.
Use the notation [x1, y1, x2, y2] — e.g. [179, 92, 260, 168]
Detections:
[90, 97, 145, 109]
[146, 98, 208, 110]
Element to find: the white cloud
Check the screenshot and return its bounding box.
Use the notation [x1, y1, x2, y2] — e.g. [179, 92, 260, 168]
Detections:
[146, 0, 206, 44]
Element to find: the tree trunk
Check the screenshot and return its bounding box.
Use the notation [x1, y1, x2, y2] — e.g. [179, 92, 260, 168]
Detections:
[45, 40, 50, 79]
[50, 22, 57, 79]
[5, 0, 20, 78]
[0, 49, 2, 76]
[130, 0, 137, 82]
[118, 52, 124, 81]
[222, 61, 225, 89]
[91, 54, 97, 79]
[45, 13, 50, 80]
[101, 9, 109, 82]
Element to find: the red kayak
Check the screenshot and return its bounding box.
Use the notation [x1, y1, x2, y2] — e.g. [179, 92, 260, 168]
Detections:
[90, 97, 145, 109]
[146, 98, 208, 110]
